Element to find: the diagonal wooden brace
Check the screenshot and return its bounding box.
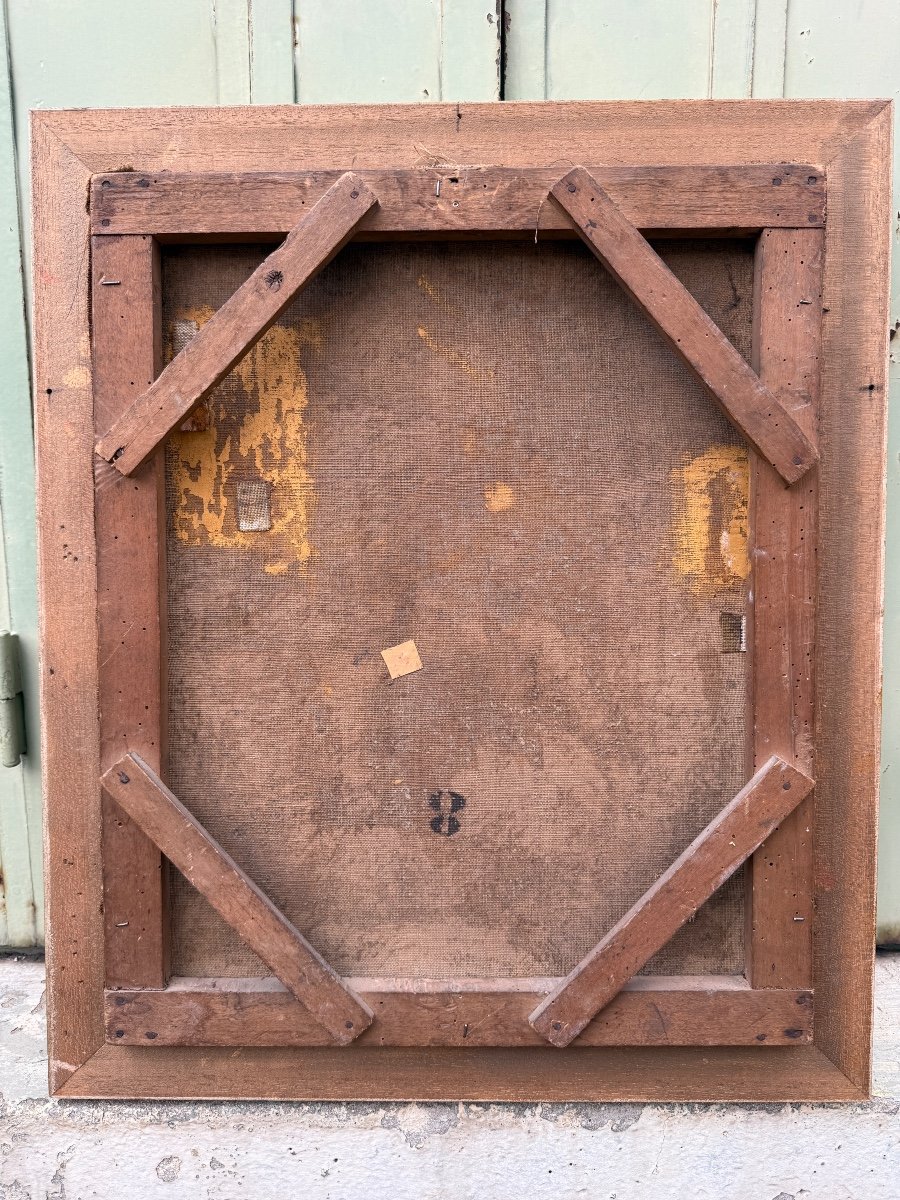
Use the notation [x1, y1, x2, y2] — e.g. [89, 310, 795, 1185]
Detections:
[95, 171, 378, 476]
[550, 166, 818, 486]
[101, 753, 374, 1045]
[529, 755, 814, 1047]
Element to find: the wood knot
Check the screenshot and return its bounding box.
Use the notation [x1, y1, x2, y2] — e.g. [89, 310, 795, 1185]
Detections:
[265, 269, 284, 291]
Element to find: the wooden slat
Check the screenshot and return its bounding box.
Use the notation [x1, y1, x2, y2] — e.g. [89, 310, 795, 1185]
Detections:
[747, 229, 823, 987]
[529, 756, 814, 1047]
[90, 164, 825, 237]
[95, 171, 377, 475]
[61, 1042, 864, 1103]
[810, 102, 891, 1097]
[104, 976, 812, 1048]
[100, 753, 373, 1045]
[92, 235, 168, 990]
[550, 166, 819, 485]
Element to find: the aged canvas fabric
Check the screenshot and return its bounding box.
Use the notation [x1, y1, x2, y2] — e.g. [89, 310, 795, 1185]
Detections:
[162, 239, 752, 978]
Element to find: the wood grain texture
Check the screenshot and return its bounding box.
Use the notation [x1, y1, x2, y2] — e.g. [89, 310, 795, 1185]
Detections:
[104, 976, 812, 1047]
[92, 235, 168, 990]
[37, 101, 888, 177]
[810, 107, 891, 1095]
[95, 172, 377, 475]
[33, 115, 107, 1093]
[90, 164, 825, 236]
[530, 757, 814, 1047]
[34, 101, 888, 1100]
[550, 166, 818, 484]
[747, 228, 823, 988]
[100, 753, 373, 1044]
[59, 1042, 864, 1102]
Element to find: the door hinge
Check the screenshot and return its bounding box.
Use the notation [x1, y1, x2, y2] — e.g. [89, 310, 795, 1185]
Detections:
[0, 632, 26, 768]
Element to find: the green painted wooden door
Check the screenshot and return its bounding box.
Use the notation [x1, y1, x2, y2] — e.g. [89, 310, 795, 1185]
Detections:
[1, 0, 897, 944]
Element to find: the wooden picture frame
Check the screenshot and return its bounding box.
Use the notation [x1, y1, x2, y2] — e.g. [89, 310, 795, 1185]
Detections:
[33, 100, 890, 1101]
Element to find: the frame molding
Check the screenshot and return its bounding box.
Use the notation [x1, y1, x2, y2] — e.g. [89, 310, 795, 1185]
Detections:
[33, 100, 890, 1101]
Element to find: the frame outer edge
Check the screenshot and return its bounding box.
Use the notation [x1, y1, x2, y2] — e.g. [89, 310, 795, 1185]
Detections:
[55, 1043, 867, 1103]
[813, 102, 893, 1095]
[31, 114, 106, 1094]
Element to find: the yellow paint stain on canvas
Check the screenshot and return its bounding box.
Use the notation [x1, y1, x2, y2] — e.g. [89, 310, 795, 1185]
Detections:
[416, 272, 462, 318]
[484, 482, 515, 513]
[417, 325, 495, 382]
[63, 364, 90, 388]
[169, 305, 321, 573]
[417, 273, 443, 304]
[671, 444, 750, 595]
[461, 428, 480, 457]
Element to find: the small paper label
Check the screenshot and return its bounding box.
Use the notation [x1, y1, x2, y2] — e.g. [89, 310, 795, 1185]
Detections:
[236, 479, 272, 532]
[381, 640, 423, 680]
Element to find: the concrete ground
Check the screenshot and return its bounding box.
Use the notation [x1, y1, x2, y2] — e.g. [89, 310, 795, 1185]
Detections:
[0, 957, 898, 1199]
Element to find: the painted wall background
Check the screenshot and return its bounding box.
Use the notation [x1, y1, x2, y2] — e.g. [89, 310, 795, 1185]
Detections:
[0, 0, 897, 944]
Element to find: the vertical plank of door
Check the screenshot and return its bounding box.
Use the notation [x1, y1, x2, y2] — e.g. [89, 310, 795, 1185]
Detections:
[294, 3, 441, 102]
[293, 0, 500, 103]
[501, 0, 547, 99]
[92, 235, 168, 989]
[747, 227, 823, 987]
[212, 0, 252, 104]
[0, 0, 40, 947]
[750, 0, 789, 98]
[710, 0, 755, 98]
[441, 0, 501, 101]
[541, 0, 713, 100]
[249, 0, 296, 104]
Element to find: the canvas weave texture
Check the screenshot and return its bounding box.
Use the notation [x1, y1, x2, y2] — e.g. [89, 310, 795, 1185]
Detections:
[162, 239, 752, 979]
